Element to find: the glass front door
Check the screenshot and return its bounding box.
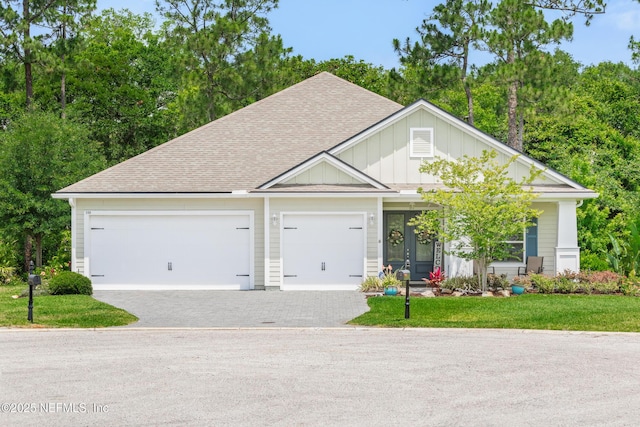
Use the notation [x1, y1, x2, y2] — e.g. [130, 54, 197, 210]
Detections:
[383, 212, 435, 281]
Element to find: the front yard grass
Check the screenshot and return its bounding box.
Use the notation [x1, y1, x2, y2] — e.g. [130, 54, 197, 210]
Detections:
[349, 294, 640, 332]
[0, 284, 138, 328]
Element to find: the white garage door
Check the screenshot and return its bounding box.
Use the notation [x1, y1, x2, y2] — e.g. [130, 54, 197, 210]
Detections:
[87, 212, 252, 290]
[282, 214, 365, 290]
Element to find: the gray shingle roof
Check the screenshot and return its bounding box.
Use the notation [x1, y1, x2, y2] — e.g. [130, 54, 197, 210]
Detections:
[57, 72, 404, 194]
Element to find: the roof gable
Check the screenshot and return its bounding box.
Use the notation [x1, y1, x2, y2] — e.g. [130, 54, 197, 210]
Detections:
[331, 99, 590, 191]
[259, 152, 388, 190]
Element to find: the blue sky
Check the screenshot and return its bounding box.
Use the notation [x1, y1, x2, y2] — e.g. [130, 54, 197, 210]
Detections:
[103, 0, 640, 69]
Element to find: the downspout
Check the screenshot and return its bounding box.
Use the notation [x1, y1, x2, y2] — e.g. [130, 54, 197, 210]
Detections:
[68, 198, 77, 273]
[264, 197, 270, 290]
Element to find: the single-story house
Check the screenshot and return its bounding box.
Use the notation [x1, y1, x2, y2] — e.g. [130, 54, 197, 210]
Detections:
[54, 72, 598, 290]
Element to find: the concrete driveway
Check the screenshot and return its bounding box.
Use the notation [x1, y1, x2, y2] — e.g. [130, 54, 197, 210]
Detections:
[93, 290, 370, 328]
[2, 328, 640, 426]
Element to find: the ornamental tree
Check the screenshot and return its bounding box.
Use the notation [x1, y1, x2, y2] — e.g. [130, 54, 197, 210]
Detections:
[410, 150, 542, 292]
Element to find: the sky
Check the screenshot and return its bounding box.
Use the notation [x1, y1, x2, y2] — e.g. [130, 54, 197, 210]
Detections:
[103, 0, 640, 69]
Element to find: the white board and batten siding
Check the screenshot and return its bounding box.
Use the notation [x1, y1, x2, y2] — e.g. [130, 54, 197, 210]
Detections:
[337, 108, 559, 187]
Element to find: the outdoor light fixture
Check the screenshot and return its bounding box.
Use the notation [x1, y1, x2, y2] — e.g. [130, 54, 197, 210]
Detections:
[369, 213, 375, 225]
[271, 213, 278, 227]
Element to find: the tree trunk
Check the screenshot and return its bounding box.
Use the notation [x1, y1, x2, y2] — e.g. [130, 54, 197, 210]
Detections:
[24, 234, 33, 273]
[464, 82, 474, 126]
[61, 69, 66, 118]
[23, 0, 33, 108]
[462, 44, 474, 126]
[60, 2, 68, 118]
[35, 234, 43, 268]
[518, 110, 524, 151]
[507, 81, 520, 150]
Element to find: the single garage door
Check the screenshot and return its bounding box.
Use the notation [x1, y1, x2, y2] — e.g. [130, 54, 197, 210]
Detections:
[282, 213, 365, 290]
[87, 211, 252, 290]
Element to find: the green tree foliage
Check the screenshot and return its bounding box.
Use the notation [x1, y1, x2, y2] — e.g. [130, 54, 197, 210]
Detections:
[41, 0, 97, 117]
[156, 0, 286, 131]
[0, 111, 105, 270]
[410, 150, 542, 291]
[524, 62, 640, 267]
[484, 0, 573, 151]
[394, 0, 490, 125]
[61, 9, 179, 162]
[0, 0, 95, 108]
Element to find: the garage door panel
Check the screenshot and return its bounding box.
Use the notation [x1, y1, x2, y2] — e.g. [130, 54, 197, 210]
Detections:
[88, 213, 252, 289]
[282, 214, 364, 290]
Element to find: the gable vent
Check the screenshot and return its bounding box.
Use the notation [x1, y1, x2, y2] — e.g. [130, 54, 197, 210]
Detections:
[410, 128, 434, 158]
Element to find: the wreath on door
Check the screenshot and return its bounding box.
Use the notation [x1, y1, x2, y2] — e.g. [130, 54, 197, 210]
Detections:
[415, 229, 437, 245]
[387, 229, 404, 246]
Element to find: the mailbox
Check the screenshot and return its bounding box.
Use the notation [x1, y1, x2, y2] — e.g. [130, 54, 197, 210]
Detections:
[28, 274, 41, 287]
[395, 269, 411, 281]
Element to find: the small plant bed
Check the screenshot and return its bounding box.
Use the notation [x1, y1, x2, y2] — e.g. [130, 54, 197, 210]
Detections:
[0, 283, 138, 328]
[349, 294, 640, 331]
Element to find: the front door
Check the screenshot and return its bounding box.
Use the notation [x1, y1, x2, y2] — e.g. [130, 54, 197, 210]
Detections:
[383, 212, 435, 281]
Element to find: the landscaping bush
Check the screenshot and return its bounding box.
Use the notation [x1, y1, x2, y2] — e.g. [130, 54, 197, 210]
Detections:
[620, 273, 640, 297]
[530, 273, 555, 294]
[441, 275, 480, 294]
[580, 250, 610, 271]
[48, 271, 93, 295]
[582, 270, 621, 294]
[359, 276, 383, 292]
[0, 266, 17, 285]
[487, 273, 509, 290]
[556, 276, 580, 294]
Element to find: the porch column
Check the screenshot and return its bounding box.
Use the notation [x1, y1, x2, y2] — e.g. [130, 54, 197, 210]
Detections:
[555, 200, 580, 274]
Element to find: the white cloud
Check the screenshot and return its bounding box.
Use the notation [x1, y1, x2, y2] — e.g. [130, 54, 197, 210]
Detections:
[605, 1, 640, 32]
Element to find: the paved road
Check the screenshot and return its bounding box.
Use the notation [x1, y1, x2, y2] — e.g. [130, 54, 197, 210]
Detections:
[2, 328, 640, 426]
[93, 290, 371, 328]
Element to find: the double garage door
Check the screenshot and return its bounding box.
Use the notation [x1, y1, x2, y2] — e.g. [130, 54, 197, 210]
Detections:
[87, 212, 252, 290]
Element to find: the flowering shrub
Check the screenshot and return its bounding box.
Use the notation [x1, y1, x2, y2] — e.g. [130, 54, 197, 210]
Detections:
[425, 267, 446, 289]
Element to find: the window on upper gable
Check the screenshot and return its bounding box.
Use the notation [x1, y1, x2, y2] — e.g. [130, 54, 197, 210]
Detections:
[410, 128, 434, 158]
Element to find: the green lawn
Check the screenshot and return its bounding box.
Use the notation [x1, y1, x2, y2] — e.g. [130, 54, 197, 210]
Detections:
[0, 284, 138, 328]
[349, 294, 640, 332]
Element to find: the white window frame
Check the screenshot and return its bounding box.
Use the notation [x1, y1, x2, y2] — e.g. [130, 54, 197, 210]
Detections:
[494, 230, 526, 264]
[410, 127, 434, 158]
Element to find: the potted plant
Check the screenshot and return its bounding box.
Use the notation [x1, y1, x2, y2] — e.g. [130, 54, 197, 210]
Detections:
[511, 275, 531, 295]
[380, 264, 401, 295]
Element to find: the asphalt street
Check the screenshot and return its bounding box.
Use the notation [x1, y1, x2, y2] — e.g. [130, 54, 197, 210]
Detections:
[2, 327, 640, 426]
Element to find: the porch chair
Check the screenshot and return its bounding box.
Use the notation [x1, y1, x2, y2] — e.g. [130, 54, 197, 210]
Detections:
[518, 256, 544, 276]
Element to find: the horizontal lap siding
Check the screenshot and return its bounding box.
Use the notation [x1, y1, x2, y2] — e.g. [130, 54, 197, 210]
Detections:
[74, 198, 264, 288]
